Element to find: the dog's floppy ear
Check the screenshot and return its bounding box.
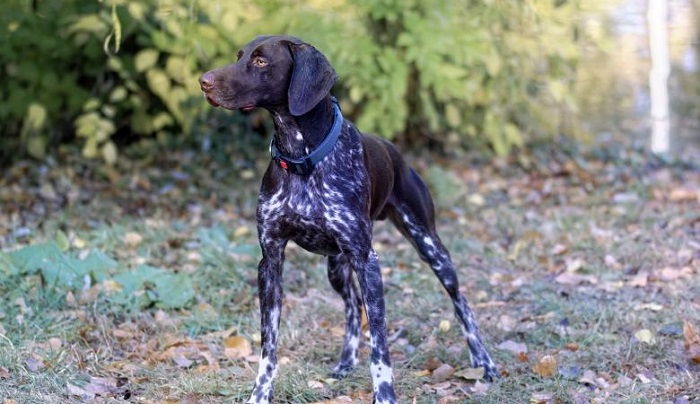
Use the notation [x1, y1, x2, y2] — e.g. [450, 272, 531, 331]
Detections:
[287, 42, 338, 116]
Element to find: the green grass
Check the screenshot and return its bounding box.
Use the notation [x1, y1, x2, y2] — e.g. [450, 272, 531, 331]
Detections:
[0, 149, 698, 403]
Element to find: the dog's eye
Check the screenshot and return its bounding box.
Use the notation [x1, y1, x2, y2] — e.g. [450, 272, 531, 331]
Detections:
[253, 57, 268, 67]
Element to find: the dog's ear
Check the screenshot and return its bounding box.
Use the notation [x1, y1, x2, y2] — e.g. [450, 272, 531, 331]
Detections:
[287, 42, 338, 116]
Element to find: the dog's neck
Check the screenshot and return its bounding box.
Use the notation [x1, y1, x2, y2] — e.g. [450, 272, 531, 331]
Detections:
[270, 96, 335, 159]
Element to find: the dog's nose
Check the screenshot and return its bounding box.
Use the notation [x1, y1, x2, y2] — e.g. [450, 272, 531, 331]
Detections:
[199, 72, 215, 91]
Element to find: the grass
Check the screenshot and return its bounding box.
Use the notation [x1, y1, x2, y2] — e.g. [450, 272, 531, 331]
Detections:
[0, 146, 698, 403]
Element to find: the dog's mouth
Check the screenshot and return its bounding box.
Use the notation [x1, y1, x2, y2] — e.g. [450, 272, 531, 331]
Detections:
[204, 95, 220, 107]
[204, 95, 254, 112]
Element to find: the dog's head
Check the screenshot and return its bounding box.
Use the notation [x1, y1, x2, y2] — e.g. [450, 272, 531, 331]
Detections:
[199, 35, 337, 116]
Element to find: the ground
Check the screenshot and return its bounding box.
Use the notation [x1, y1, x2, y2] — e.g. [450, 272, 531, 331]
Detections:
[0, 144, 698, 403]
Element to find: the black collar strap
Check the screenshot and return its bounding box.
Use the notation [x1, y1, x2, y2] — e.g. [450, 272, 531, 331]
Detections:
[270, 97, 343, 175]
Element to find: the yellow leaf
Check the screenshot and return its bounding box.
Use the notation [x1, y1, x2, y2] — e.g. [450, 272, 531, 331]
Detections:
[683, 320, 700, 363]
[532, 355, 557, 377]
[634, 329, 655, 344]
[438, 320, 451, 333]
[223, 336, 252, 359]
[123, 232, 143, 247]
[233, 226, 250, 238]
[454, 367, 485, 380]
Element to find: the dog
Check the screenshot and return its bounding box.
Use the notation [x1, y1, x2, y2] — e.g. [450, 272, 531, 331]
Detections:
[199, 35, 498, 404]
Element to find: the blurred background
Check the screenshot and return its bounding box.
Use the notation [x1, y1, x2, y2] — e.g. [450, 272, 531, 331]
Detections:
[1, 0, 698, 167]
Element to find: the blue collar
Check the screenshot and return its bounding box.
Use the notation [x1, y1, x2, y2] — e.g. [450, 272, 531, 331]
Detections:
[269, 97, 343, 175]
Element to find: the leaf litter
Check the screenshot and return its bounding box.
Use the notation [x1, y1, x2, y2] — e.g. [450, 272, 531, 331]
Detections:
[0, 145, 698, 402]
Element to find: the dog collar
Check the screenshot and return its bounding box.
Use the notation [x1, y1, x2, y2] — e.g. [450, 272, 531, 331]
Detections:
[269, 97, 343, 175]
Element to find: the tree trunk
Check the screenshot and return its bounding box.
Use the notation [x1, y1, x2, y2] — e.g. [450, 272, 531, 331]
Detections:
[647, 0, 670, 153]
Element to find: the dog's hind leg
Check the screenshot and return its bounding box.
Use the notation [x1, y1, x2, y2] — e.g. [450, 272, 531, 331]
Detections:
[327, 254, 362, 378]
[387, 169, 499, 381]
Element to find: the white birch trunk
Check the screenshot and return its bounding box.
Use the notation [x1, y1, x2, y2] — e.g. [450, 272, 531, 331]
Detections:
[648, 0, 670, 153]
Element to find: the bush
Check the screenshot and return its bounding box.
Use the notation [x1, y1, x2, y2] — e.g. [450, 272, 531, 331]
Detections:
[0, 0, 580, 165]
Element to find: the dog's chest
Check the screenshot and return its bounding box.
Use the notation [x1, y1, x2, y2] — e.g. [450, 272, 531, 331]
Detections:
[259, 179, 356, 255]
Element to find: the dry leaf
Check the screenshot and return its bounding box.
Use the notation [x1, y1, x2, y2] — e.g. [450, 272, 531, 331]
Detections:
[84, 376, 127, 395]
[564, 343, 579, 351]
[180, 392, 200, 404]
[413, 369, 431, 377]
[25, 355, 45, 372]
[471, 380, 490, 394]
[683, 320, 700, 363]
[668, 187, 699, 202]
[550, 243, 568, 255]
[634, 329, 655, 344]
[530, 392, 554, 403]
[223, 336, 252, 359]
[565, 258, 585, 272]
[307, 380, 324, 389]
[66, 383, 95, 399]
[633, 303, 663, 311]
[532, 355, 557, 377]
[233, 226, 250, 238]
[555, 272, 598, 285]
[497, 340, 528, 354]
[438, 320, 451, 333]
[454, 367, 485, 380]
[432, 363, 455, 382]
[579, 369, 597, 385]
[123, 232, 143, 247]
[636, 373, 652, 383]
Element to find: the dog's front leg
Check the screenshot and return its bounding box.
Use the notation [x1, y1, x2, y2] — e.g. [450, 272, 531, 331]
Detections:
[247, 239, 286, 404]
[352, 249, 397, 404]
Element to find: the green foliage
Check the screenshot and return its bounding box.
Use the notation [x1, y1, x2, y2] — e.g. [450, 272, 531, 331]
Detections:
[1, 0, 581, 164]
[1, 240, 195, 309]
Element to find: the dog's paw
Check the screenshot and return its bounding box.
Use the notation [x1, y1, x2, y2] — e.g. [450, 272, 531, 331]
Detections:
[331, 363, 356, 379]
[481, 363, 500, 382]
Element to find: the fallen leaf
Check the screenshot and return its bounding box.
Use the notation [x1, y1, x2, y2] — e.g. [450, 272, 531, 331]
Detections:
[223, 336, 252, 359]
[564, 343, 579, 351]
[668, 187, 699, 202]
[555, 272, 598, 285]
[66, 383, 95, 400]
[530, 392, 554, 403]
[683, 320, 700, 363]
[307, 380, 324, 389]
[616, 374, 633, 387]
[413, 369, 431, 377]
[579, 369, 597, 385]
[550, 243, 568, 255]
[497, 340, 528, 354]
[532, 355, 557, 377]
[84, 376, 128, 395]
[565, 258, 585, 272]
[470, 380, 490, 394]
[432, 363, 455, 382]
[628, 273, 648, 287]
[180, 392, 200, 404]
[25, 355, 45, 372]
[636, 373, 652, 383]
[633, 303, 663, 312]
[558, 365, 581, 379]
[438, 320, 451, 333]
[454, 367, 485, 380]
[123, 232, 143, 247]
[634, 329, 655, 344]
